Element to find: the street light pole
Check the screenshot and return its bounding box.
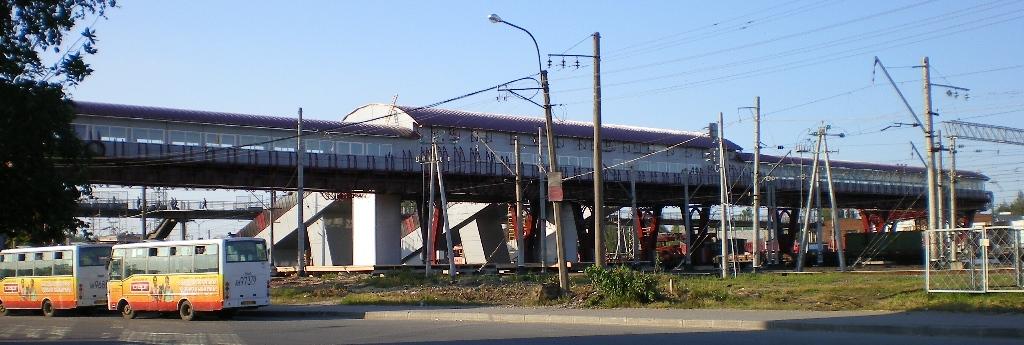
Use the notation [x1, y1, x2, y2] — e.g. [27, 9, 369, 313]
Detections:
[489, 14, 569, 292]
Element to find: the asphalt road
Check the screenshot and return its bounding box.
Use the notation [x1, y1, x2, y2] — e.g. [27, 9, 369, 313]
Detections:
[1, 312, 1020, 345]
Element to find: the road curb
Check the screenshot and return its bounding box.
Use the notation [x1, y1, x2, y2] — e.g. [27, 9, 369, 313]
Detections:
[243, 308, 1024, 339]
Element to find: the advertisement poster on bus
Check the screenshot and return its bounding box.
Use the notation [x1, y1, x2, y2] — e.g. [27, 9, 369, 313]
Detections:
[0, 277, 76, 309]
[114, 274, 222, 311]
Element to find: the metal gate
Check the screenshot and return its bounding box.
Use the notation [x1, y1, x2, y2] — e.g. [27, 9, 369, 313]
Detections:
[925, 226, 1024, 293]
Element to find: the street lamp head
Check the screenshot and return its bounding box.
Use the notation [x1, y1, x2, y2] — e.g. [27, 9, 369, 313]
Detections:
[487, 14, 503, 24]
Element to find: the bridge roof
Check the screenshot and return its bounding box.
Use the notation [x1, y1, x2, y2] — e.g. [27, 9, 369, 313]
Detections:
[73, 101, 417, 138]
[346, 104, 741, 151]
[739, 153, 988, 180]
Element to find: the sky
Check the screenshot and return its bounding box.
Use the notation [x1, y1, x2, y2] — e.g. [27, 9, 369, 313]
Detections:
[64, 1, 1024, 237]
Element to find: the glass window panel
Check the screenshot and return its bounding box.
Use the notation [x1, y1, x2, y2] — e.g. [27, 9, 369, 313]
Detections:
[54, 257, 73, 276]
[149, 129, 164, 143]
[108, 258, 123, 280]
[380, 144, 392, 156]
[185, 132, 202, 146]
[351, 142, 364, 155]
[205, 133, 219, 147]
[147, 256, 168, 274]
[109, 127, 128, 142]
[93, 125, 108, 140]
[34, 259, 53, 276]
[336, 142, 351, 155]
[170, 131, 187, 145]
[580, 157, 593, 168]
[240, 135, 265, 150]
[75, 124, 89, 139]
[367, 143, 380, 156]
[226, 241, 268, 262]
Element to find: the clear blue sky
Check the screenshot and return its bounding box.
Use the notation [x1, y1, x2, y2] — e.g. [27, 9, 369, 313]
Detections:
[69, 1, 1024, 236]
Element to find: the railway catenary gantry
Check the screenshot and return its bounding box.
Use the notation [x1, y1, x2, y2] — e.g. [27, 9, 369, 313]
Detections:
[70, 101, 991, 213]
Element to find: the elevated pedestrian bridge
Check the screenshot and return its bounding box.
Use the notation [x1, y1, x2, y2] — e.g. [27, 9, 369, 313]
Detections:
[70, 101, 991, 266]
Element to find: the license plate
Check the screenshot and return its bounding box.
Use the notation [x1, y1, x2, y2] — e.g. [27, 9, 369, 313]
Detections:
[241, 300, 256, 306]
[95, 299, 107, 305]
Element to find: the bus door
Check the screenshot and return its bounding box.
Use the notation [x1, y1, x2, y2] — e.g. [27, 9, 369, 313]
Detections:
[106, 256, 124, 311]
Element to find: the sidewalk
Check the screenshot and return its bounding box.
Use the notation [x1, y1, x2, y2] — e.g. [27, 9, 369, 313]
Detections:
[241, 304, 1024, 339]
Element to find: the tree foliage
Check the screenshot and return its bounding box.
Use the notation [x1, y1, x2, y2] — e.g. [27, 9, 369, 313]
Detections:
[994, 191, 1024, 215]
[1, 0, 116, 245]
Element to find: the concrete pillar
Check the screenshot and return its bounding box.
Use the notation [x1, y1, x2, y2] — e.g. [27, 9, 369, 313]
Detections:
[352, 194, 402, 265]
[449, 203, 511, 265]
[540, 203, 579, 264]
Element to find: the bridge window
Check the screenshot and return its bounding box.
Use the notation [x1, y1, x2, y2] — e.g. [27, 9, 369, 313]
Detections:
[558, 156, 579, 167]
[299, 139, 317, 152]
[367, 143, 380, 156]
[75, 124, 88, 139]
[169, 131, 201, 146]
[274, 138, 296, 152]
[350, 142, 364, 155]
[336, 142, 351, 155]
[205, 133, 236, 148]
[380, 144, 392, 156]
[580, 157, 593, 168]
[93, 125, 128, 142]
[239, 135, 269, 150]
[655, 162, 668, 173]
[318, 140, 334, 154]
[133, 128, 165, 144]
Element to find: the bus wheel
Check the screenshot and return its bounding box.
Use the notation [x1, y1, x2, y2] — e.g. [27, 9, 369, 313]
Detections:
[0, 301, 9, 316]
[120, 301, 136, 319]
[42, 300, 59, 317]
[179, 300, 197, 321]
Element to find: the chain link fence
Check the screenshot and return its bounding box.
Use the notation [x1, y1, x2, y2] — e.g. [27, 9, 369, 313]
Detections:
[925, 226, 1024, 293]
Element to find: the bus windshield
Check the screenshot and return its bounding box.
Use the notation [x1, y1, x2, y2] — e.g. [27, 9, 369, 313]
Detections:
[225, 241, 268, 263]
[79, 246, 112, 267]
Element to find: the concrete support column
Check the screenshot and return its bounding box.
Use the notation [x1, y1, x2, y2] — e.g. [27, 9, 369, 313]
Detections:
[352, 194, 402, 266]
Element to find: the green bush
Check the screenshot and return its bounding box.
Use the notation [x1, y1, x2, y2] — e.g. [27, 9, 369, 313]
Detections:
[584, 265, 660, 303]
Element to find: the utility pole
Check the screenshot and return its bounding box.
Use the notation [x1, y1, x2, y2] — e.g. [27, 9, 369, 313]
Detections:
[270, 190, 276, 266]
[297, 108, 306, 277]
[948, 136, 958, 228]
[550, 33, 603, 267]
[630, 165, 638, 266]
[923, 57, 938, 232]
[141, 186, 147, 239]
[592, 32, 604, 267]
[717, 113, 729, 278]
[795, 128, 824, 272]
[752, 97, 762, 271]
[435, 148, 457, 281]
[426, 141, 438, 276]
[541, 70, 570, 292]
[538, 127, 547, 271]
[514, 136, 525, 272]
[822, 134, 846, 271]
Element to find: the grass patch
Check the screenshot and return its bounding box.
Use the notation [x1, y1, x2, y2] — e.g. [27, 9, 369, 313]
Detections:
[271, 271, 1024, 314]
[338, 294, 478, 306]
[359, 268, 444, 288]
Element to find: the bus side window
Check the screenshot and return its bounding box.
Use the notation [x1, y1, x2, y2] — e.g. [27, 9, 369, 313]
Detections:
[109, 258, 123, 280]
[16, 254, 31, 276]
[0, 254, 11, 279]
[54, 251, 73, 276]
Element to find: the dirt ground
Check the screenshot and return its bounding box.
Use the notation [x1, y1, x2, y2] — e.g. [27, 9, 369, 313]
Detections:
[271, 273, 598, 307]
